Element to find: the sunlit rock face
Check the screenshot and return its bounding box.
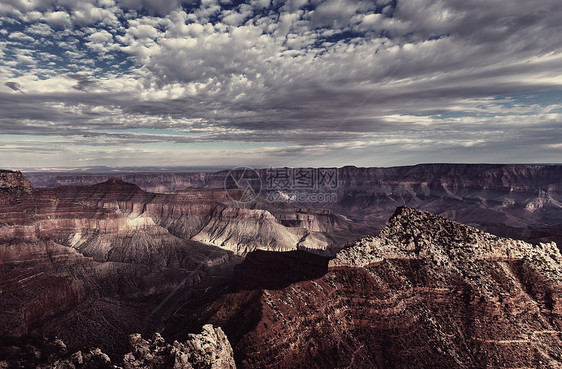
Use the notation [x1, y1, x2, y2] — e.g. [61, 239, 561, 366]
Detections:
[124, 324, 236, 369]
[171, 207, 562, 369]
[53, 179, 355, 256]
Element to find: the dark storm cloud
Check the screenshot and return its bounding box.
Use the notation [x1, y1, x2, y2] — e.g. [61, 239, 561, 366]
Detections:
[67, 74, 100, 92]
[4, 82, 23, 92]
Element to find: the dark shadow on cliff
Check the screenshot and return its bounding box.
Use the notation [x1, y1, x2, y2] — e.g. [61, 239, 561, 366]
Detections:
[232, 250, 331, 291]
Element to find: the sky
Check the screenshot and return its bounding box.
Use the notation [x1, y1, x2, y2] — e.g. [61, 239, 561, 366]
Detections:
[0, 0, 561, 169]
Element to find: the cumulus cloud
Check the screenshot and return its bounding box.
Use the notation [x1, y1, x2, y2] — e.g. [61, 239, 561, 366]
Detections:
[25, 23, 54, 36]
[45, 10, 72, 28]
[16, 54, 35, 64]
[8, 31, 35, 42]
[71, 2, 120, 27]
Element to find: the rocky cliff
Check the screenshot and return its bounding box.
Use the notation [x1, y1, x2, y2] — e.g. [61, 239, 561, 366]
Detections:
[0, 172, 235, 358]
[332, 164, 562, 236]
[170, 207, 562, 368]
[53, 179, 355, 256]
[0, 170, 355, 359]
[0, 170, 31, 190]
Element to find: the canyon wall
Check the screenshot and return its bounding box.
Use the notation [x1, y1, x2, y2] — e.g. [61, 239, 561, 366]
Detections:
[25, 164, 562, 243]
[170, 207, 562, 368]
[0, 169, 354, 358]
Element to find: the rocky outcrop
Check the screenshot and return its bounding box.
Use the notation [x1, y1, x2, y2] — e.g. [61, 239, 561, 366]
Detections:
[170, 207, 562, 368]
[124, 325, 235, 369]
[0, 170, 31, 191]
[0, 335, 114, 369]
[0, 325, 235, 369]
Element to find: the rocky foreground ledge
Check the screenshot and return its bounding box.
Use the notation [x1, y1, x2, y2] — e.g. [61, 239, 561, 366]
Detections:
[0, 324, 235, 369]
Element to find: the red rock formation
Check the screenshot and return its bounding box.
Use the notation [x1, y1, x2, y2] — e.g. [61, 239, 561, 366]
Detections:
[54, 179, 355, 255]
[124, 325, 235, 369]
[0, 170, 31, 190]
[0, 324, 236, 369]
[26, 164, 562, 245]
[169, 207, 562, 368]
[0, 171, 233, 358]
[0, 170, 354, 359]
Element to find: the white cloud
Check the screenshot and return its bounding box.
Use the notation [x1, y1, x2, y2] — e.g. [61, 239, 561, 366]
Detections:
[21, 10, 44, 22]
[1, 0, 562, 167]
[17, 54, 35, 64]
[251, 0, 270, 9]
[8, 31, 35, 42]
[310, 0, 362, 27]
[88, 29, 113, 43]
[128, 24, 159, 39]
[26, 23, 54, 36]
[45, 10, 72, 29]
[85, 29, 120, 53]
[72, 2, 121, 26]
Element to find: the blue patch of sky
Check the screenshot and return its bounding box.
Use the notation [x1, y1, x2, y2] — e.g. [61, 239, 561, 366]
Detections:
[493, 90, 562, 108]
[410, 90, 562, 119]
[428, 33, 450, 41]
[0, 17, 135, 78]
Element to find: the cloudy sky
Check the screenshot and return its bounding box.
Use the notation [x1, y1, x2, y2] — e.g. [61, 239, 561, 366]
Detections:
[0, 0, 561, 169]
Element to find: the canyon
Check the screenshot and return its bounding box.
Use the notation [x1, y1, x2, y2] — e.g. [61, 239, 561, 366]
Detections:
[26, 164, 562, 245]
[1, 165, 562, 368]
[0, 169, 355, 361]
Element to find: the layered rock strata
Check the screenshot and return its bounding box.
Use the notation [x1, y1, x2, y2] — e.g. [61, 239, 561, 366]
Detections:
[171, 207, 562, 368]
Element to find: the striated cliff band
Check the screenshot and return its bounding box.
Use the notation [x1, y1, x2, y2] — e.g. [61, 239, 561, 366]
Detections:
[169, 207, 562, 368]
[25, 164, 562, 246]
